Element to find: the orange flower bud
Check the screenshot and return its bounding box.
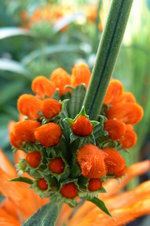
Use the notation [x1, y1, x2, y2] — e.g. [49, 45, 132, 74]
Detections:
[41, 99, 62, 119]
[17, 94, 42, 120]
[106, 103, 143, 125]
[49, 157, 65, 174]
[26, 151, 41, 168]
[88, 179, 102, 191]
[10, 120, 41, 148]
[119, 125, 137, 148]
[32, 76, 56, 98]
[60, 183, 78, 198]
[104, 79, 123, 104]
[103, 148, 126, 177]
[72, 116, 93, 136]
[71, 63, 91, 88]
[37, 178, 48, 190]
[34, 123, 62, 147]
[50, 68, 71, 95]
[104, 119, 126, 140]
[77, 144, 106, 178]
[119, 92, 136, 104]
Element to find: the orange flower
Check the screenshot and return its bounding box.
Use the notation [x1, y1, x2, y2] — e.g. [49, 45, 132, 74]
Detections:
[50, 68, 71, 95]
[104, 119, 126, 140]
[88, 179, 102, 191]
[32, 76, 56, 99]
[72, 116, 93, 136]
[34, 123, 62, 147]
[60, 183, 78, 198]
[119, 125, 137, 148]
[37, 178, 48, 191]
[41, 99, 62, 119]
[17, 94, 42, 120]
[106, 103, 143, 125]
[103, 148, 126, 177]
[26, 151, 42, 168]
[49, 158, 65, 174]
[77, 144, 106, 178]
[104, 79, 123, 104]
[71, 63, 91, 88]
[10, 120, 40, 148]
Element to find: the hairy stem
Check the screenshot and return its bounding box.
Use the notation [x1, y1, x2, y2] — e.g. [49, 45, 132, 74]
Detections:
[84, 0, 133, 119]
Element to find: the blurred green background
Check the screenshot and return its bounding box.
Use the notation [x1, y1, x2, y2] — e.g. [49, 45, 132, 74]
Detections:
[0, 0, 150, 225]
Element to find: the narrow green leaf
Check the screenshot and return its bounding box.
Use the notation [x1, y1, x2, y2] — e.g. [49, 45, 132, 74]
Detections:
[0, 59, 31, 78]
[21, 44, 87, 65]
[22, 203, 58, 226]
[0, 27, 30, 40]
[88, 197, 111, 216]
[10, 177, 33, 184]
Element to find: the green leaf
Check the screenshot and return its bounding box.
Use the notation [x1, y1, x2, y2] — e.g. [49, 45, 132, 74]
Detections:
[0, 27, 30, 40]
[22, 203, 59, 226]
[0, 59, 31, 78]
[10, 177, 33, 185]
[21, 44, 86, 66]
[88, 197, 112, 216]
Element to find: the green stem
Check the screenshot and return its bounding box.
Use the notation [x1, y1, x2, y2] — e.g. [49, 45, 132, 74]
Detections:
[84, 0, 133, 119]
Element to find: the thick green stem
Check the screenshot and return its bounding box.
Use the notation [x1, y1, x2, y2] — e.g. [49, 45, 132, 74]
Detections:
[84, 0, 133, 119]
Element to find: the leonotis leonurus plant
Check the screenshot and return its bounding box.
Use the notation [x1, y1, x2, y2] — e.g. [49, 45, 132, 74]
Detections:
[10, 63, 143, 213]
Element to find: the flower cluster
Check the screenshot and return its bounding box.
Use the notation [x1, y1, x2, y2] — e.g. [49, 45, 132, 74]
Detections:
[10, 63, 143, 207]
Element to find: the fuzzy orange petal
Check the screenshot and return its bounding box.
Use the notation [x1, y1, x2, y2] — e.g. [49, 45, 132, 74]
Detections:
[41, 98, 62, 119]
[77, 144, 106, 178]
[17, 94, 42, 120]
[50, 68, 71, 95]
[119, 92, 136, 104]
[34, 123, 62, 147]
[104, 119, 126, 140]
[32, 76, 56, 98]
[106, 103, 143, 125]
[71, 63, 91, 88]
[119, 125, 137, 148]
[104, 80, 123, 105]
[103, 148, 126, 177]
